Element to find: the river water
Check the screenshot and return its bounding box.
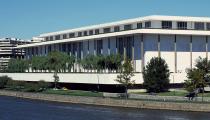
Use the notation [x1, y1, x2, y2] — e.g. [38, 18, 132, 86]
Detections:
[0, 96, 209, 120]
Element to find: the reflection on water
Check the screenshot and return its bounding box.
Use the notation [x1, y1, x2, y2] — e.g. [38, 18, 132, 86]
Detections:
[0, 96, 209, 120]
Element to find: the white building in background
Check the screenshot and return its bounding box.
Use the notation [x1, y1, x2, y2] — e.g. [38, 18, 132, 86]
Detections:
[0, 38, 30, 70]
[12, 15, 210, 85]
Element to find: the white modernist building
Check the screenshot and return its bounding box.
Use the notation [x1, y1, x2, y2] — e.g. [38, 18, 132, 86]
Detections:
[13, 15, 210, 85]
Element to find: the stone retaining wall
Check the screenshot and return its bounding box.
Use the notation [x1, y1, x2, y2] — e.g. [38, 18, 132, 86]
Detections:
[0, 90, 210, 112]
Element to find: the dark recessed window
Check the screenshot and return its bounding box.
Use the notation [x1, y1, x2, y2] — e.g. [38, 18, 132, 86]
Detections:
[137, 23, 142, 29]
[78, 32, 82, 37]
[114, 26, 120, 32]
[124, 24, 132, 30]
[104, 27, 111, 33]
[145, 21, 151, 28]
[45, 37, 49, 41]
[83, 31, 87, 36]
[177, 22, 187, 29]
[207, 23, 210, 30]
[89, 30, 93, 35]
[95, 29, 100, 35]
[162, 21, 172, 29]
[194, 22, 205, 30]
[55, 35, 60, 40]
[69, 33, 75, 38]
[63, 34, 67, 39]
[50, 36, 53, 41]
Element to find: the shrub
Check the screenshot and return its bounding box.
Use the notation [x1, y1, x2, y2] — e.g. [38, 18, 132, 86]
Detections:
[0, 76, 12, 89]
[6, 80, 51, 92]
[143, 57, 170, 93]
[6, 80, 25, 91]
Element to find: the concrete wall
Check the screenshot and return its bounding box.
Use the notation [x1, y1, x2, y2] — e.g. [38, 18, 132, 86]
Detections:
[0, 72, 185, 84]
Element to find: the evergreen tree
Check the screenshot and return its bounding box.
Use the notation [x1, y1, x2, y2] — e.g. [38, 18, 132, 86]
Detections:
[143, 57, 170, 93]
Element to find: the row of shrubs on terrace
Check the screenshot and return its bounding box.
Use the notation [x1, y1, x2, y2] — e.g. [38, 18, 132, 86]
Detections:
[1, 51, 123, 73]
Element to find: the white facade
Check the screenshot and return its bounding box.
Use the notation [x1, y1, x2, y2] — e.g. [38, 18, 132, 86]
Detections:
[14, 15, 210, 84]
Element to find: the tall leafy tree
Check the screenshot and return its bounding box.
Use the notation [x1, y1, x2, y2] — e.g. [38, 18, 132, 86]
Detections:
[143, 57, 170, 93]
[184, 57, 210, 92]
[47, 51, 67, 88]
[115, 58, 135, 98]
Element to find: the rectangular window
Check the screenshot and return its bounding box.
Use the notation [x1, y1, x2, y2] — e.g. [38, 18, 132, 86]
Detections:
[63, 34, 67, 39]
[137, 23, 142, 29]
[89, 30, 93, 35]
[95, 29, 100, 35]
[78, 32, 82, 37]
[83, 31, 87, 36]
[124, 24, 132, 30]
[177, 22, 187, 29]
[194, 22, 205, 30]
[114, 26, 120, 32]
[62, 44, 66, 52]
[162, 21, 172, 29]
[69, 33, 75, 38]
[104, 27, 111, 33]
[207, 23, 210, 30]
[145, 21, 151, 28]
[50, 36, 53, 41]
[55, 35, 60, 40]
[45, 37, 49, 41]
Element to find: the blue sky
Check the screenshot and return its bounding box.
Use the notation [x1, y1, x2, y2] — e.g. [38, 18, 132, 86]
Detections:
[1, 0, 210, 39]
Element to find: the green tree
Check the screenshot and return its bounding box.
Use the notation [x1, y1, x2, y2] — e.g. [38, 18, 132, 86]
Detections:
[67, 55, 75, 72]
[0, 76, 12, 89]
[31, 56, 48, 72]
[7, 59, 29, 73]
[184, 57, 210, 92]
[47, 51, 67, 88]
[115, 59, 135, 98]
[143, 57, 170, 93]
[105, 54, 122, 72]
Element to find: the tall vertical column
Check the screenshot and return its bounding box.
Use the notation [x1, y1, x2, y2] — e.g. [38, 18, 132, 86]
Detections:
[116, 37, 118, 54]
[108, 38, 110, 55]
[158, 34, 161, 58]
[94, 40, 96, 55]
[174, 35, 177, 73]
[65, 43, 68, 53]
[206, 36, 208, 60]
[123, 37, 126, 61]
[75, 43, 78, 72]
[87, 40, 90, 55]
[190, 35, 193, 69]
[141, 34, 144, 72]
[101, 39, 103, 55]
[132, 35, 135, 71]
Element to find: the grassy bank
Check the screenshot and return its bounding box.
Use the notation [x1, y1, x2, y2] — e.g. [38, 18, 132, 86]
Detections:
[43, 89, 103, 97]
[130, 89, 210, 97]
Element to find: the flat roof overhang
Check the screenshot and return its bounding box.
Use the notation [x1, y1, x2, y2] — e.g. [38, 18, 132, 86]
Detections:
[16, 29, 210, 48]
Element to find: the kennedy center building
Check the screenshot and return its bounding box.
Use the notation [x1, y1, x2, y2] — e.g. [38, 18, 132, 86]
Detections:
[16, 15, 210, 84]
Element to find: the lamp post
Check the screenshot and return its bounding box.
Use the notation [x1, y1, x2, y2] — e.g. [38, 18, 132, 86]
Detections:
[170, 72, 175, 96]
